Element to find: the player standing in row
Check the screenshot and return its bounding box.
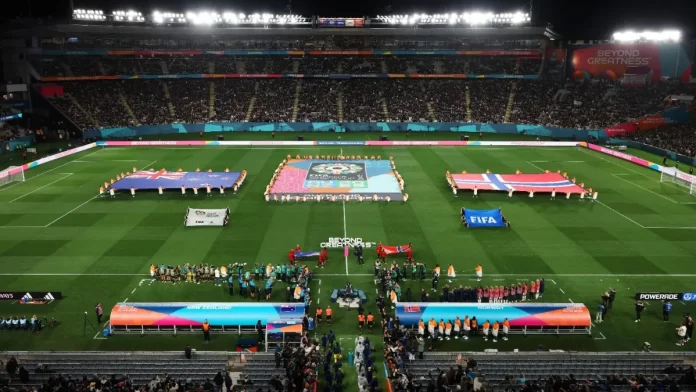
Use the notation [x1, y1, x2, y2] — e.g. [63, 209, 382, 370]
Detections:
[475, 264, 483, 281]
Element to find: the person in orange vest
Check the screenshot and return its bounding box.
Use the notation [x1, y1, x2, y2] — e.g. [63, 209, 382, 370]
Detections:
[502, 318, 510, 341]
[357, 313, 365, 331]
[202, 319, 211, 343]
[482, 320, 490, 341]
[463, 316, 471, 340]
[491, 321, 500, 343]
[367, 312, 374, 332]
[475, 264, 483, 282]
[454, 317, 462, 339]
[445, 320, 453, 340]
[316, 307, 323, 325]
[325, 306, 332, 325]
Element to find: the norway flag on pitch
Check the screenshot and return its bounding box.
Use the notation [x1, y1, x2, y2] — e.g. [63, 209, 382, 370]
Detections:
[451, 173, 585, 194]
[381, 244, 412, 255]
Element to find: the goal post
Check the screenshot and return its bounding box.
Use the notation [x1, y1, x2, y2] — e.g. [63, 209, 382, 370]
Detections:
[660, 168, 696, 195]
[0, 166, 25, 187]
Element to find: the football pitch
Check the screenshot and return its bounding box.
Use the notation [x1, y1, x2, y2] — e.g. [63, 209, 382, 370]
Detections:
[1, 133, 696, 354]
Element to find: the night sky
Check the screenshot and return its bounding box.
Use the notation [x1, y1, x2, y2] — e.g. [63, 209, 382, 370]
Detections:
[8, 0, 696, 40]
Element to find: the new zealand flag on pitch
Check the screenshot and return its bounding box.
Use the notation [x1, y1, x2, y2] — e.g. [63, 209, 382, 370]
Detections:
[110, 170, 242, 190]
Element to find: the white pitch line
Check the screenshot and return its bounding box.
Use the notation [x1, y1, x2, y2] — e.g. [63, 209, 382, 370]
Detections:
[138, 160, 158, 171]
[131, 288, 137, 294]
[596, 200, 645, 228]
[123, 298, 128, 303]
[526, 161, 545, 171]
[9, 173, 73, 203]
[611, 174, 678, 204]
[342, 200, 348, 276]
[559, 288, 565, 294]
[44, 195, 98, 227]
[645, 226, 696, 230]
[681, 301, 686, 305]
[550, 279, 557, 285]
[0, 149, 103, 192]
[569, 298, 574, 303]
[5, 272, 696, 278]
[594, 332, 607, 340]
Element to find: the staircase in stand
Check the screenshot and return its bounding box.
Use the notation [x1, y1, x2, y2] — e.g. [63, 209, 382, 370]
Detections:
[118, 93, 138, 125]
[160, 60, 169, 75]
[465, 87, 472, 122]
[381, 98, 390, 121]
[291, 81, 302, 122]
[503, 82, 517, 123]
[208, 82, 216, 120]
[67, 94, 99, 128]
[420, 83, 436, 122]
[97, 61, 107, 76]
[59, 62, 73, 77]
[162, 82, 176, 118]
[380, 60, 388, 73]
[244, 82, 260, 122]
[337, 89, 345, 122]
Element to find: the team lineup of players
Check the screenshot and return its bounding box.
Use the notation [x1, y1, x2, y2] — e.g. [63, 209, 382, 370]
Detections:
[149, 261, 314, 304]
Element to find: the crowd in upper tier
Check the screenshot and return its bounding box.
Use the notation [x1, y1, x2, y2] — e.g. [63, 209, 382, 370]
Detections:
[32, 55, 543, 77]
[47, 78, 696, 133]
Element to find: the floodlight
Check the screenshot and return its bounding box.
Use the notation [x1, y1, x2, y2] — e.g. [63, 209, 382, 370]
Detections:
[613, 29, 681, 42]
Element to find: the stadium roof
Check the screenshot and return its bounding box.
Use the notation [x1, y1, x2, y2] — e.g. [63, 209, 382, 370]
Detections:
[3, 23, 557, 40]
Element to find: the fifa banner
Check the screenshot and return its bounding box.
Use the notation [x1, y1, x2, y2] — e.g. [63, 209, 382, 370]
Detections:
[184, 208, 230, 227]
[635, 292, 696, 301]
[0, 292, 63, 301]
[462, 208, 506, 228]
[396, 303, 592, 327]
[109, 302, 306, 327]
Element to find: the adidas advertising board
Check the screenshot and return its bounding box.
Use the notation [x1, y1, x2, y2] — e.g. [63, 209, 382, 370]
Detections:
[0, 292, 63, 301]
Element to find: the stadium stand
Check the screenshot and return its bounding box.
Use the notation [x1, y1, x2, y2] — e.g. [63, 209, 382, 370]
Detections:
[621, 121, 696, 158]
[44, 78, 696, 131]
[0, 352, 229, 389]
[390, 352, 696, 392]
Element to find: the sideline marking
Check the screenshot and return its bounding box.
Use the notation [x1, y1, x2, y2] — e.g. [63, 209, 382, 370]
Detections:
[596, 201, 644, 228]
[568, 298, 574, 303]
[0, 148, 103, 192]
[9, 173, 73, 203]
[559, 288, 565, 294]
[550, 279, 557, 285]
[131, 288, 137, 294]
[7, 272, 696, 278]
[594, 332, 607, 340]
[44, 196, 98, 227]
[341, 148, 349, 276]
[611, 174, 678, 204]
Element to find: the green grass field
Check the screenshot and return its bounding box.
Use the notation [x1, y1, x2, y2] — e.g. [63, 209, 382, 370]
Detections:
[1, 133, 696, 358]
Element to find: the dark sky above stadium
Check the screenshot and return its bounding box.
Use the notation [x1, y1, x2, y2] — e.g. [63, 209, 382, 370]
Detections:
[10, 0, 696, 39]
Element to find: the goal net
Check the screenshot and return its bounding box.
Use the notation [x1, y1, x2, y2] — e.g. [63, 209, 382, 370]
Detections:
[0, 166, 25, 187]
[660, 169, 696, 195]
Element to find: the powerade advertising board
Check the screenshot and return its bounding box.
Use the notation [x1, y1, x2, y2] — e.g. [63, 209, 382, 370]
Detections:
[109, 302, 305, 327]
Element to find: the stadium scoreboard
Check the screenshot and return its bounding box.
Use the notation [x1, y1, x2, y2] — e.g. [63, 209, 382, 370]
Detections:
[317, 17, 364, 27]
